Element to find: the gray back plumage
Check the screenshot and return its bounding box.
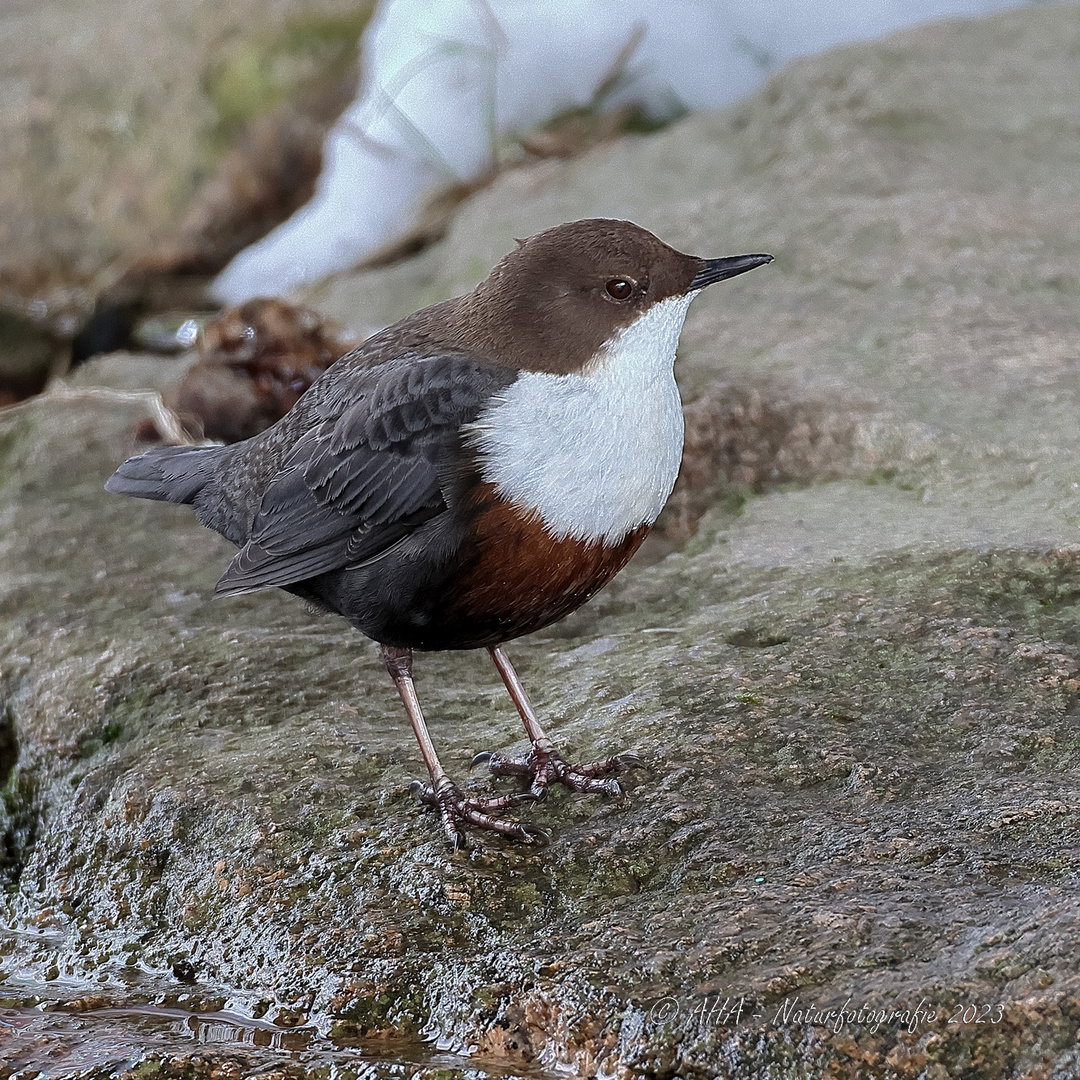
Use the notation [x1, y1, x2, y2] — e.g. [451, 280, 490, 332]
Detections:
[104, 444, 227, 506]
[106, 348, 514, 598]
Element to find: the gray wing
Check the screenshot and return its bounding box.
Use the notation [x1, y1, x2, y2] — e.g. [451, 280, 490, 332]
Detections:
[214, 352, 513, 596]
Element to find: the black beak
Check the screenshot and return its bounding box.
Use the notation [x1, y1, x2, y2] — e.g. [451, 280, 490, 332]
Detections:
[690, 253, 773, 290]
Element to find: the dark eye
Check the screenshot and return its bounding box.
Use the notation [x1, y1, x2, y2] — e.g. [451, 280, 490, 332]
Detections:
[605, 277, 633, 301]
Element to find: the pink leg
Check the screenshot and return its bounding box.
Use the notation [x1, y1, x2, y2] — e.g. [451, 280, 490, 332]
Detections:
[475, 645, 645, 798]
[381, 645, 546, 847]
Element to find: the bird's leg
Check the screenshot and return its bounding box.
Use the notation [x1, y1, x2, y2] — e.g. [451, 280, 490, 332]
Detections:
[476, 644, 645, 798]
[380, 645, 546, 847]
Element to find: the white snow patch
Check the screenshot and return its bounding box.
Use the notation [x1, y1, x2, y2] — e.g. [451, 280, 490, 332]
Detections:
[212, 0, 1039, 304]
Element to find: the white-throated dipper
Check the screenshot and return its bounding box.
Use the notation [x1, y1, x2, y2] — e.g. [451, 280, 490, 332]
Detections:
[106, 219, 772, 847]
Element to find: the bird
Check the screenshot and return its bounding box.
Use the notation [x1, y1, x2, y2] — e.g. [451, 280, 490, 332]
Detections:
[106, 218, 772, 847]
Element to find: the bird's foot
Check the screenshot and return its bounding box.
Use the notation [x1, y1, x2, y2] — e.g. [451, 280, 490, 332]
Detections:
[409, 778, 548, 849]
[472, 742, 645, 798]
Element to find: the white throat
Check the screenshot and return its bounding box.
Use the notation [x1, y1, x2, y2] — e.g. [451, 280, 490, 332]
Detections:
[469, 292, 693, 545]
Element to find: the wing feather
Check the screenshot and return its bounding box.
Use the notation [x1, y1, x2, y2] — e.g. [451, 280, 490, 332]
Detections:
[214, 352, 513, 596]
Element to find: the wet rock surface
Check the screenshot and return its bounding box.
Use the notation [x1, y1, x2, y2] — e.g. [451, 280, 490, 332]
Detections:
[4, 6, 1080, 1077]
[0, 0, 372, 323]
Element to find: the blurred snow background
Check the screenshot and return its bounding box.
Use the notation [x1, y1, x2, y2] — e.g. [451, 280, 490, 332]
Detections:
[211, 0, 1042, 303]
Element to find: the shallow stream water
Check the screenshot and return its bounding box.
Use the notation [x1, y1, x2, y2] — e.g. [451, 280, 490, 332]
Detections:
[0, 975, 547, 1079]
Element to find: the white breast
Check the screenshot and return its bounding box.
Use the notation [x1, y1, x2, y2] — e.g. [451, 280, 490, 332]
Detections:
[468, 293, 693, 546]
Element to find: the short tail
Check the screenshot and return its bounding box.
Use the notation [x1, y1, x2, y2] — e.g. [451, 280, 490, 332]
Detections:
[105, 444, 224, 505]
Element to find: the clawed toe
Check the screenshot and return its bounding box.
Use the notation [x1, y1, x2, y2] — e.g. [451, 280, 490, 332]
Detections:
[609, 752, 648, 772]
[470, 749, 531, 777]
[409, 778, 545, 846]
[564, 751, 648, 781]
[388, 645, 648, 847]
[477, 742, 645, 798]
[409, 778, 536, 812]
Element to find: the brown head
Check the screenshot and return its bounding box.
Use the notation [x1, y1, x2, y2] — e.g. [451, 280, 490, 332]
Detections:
[455, 218, 772, 374]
